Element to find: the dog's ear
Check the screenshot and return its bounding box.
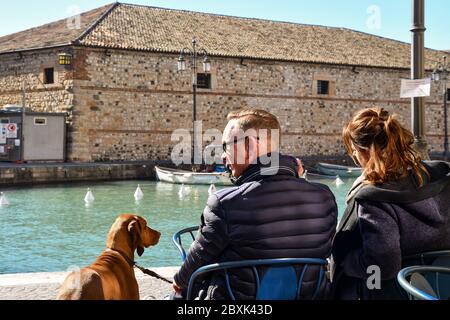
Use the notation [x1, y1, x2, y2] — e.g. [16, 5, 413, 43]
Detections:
[128, 219, 144, 257]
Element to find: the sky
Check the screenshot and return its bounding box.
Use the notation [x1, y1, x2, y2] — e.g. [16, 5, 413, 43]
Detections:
[0, 0, 449, 50]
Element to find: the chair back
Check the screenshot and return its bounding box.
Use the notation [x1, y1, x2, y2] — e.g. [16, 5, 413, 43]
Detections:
[402, 250, 450, 299]
[397, 266, 450, 300]
[172, 226, 199, 261]
[187, 258, 328, 300]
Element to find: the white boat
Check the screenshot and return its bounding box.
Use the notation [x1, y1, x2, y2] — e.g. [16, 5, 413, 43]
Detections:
[155, 166, 233, 186]
[316, 163, 363, 178]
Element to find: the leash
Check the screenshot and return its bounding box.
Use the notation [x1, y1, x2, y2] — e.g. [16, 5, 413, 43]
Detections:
[134, 264, 173, 284]
[106, 248, 173, 284]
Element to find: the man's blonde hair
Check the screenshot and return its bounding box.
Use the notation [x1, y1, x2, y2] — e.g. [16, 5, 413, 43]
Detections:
[227, 108, 281, 150]
[227, 108, 281, 133]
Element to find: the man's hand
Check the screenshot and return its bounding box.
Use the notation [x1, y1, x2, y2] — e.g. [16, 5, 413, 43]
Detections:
[296, 158, 305, 177]
[173, 281, 182, 294]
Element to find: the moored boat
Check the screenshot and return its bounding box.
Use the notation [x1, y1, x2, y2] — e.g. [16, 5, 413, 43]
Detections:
[316, 162, 363, 178]
[155, 166, 233, 186]
[304, 172, 339, 181]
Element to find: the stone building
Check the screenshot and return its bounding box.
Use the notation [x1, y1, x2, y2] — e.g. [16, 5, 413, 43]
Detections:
[0, 2, 448, 162]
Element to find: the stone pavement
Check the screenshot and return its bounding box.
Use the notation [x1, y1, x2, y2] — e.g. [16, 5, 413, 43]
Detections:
[0, 267, 178, 300]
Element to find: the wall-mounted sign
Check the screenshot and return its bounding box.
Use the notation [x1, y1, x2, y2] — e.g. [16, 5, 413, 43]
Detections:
[6, 123, 18, 139]
[0, 125, 7, 144]
[400, 78, 431, 98]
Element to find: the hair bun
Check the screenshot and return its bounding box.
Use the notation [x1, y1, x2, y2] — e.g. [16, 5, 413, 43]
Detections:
[343, 107, 427, 186]
[378, 108, 390, 122]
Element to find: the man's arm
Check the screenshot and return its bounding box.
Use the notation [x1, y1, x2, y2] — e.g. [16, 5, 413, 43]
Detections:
[174, 194, 229, 289]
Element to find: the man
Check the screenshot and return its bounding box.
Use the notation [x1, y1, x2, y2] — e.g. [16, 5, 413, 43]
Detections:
[173, 109, 338, 300]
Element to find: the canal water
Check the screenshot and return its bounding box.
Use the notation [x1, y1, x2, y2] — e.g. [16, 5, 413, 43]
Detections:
[0, 178, 353, 274]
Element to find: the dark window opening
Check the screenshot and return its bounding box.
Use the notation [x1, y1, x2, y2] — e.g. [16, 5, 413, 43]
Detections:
[317, 80, 329, 95]
[44, 68, 54, 84]
[447, 89, 450, 101]
[197, 73, 212, 89]
[34, 118, 47, 126]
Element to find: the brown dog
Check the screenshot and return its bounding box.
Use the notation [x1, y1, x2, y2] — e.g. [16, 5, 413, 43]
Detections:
[57, 214, 161, 300]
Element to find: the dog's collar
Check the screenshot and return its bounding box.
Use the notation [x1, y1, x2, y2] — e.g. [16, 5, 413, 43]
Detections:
[106, 248, 136, 267]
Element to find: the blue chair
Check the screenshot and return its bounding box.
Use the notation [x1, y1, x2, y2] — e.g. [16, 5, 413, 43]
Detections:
[397, 266, 450, 300]
[172, 226, 199, 261]
[398, 250, 450, 300]
[186, 258, 328, 300]
[173, 227, 328, 300]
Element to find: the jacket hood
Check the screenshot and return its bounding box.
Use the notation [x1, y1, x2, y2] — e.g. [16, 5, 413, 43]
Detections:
[356, 161, 450, 225]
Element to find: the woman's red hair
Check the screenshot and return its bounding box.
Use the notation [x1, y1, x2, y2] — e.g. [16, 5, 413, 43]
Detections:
[343, 108, 428, 186]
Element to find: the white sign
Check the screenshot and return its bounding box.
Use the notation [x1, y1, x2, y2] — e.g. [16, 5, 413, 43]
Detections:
[0, 146, 4, 154]
[400, 78, 431, 98]
[14, 139, 20, 147]
[6, 123, 18, 139]
[0, 125, 6, 144]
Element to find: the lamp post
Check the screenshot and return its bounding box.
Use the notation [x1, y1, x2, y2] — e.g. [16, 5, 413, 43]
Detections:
[432, 55, 450, 160]
[20, 81, 26, 162]
[177, 38, 211, 165]
[411, 0, 429, 159]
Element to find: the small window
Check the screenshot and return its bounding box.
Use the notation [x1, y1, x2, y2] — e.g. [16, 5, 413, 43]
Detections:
[317, 80, 330, 95]
[34, 118, 47, 126]
[447, 89, 450, 101]
[0, 119, 9, 124]
[197, 73, 212, 89]
[44, 68, 54, 84]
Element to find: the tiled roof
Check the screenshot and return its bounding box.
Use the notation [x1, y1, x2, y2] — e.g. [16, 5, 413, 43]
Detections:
[0, 4, 115, 54]
[1, 2, 447, 69]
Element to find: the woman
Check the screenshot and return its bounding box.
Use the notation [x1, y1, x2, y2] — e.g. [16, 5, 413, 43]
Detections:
[331, 108, 450, 300]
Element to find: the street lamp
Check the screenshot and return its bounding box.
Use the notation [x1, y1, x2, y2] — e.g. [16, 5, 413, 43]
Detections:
[177, 55, 186, 72]
[432, 55, 450, 160]
[203, 56, 211, 73]
[58, 53, 73, 66]
[177, 38, 211, 165]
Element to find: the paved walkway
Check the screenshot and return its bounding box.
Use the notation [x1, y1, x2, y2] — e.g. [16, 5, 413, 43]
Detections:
[0, 267, 178, 300]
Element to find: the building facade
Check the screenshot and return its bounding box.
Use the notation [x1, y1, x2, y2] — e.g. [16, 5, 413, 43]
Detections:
[0, 3, 448, 162]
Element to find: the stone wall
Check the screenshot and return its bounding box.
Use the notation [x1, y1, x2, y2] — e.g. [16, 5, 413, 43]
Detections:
[0, 46, 447, 162]
[74, 48, 446, 161]
[0, 161, 161, 186]
[0, 49, 73, 113]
